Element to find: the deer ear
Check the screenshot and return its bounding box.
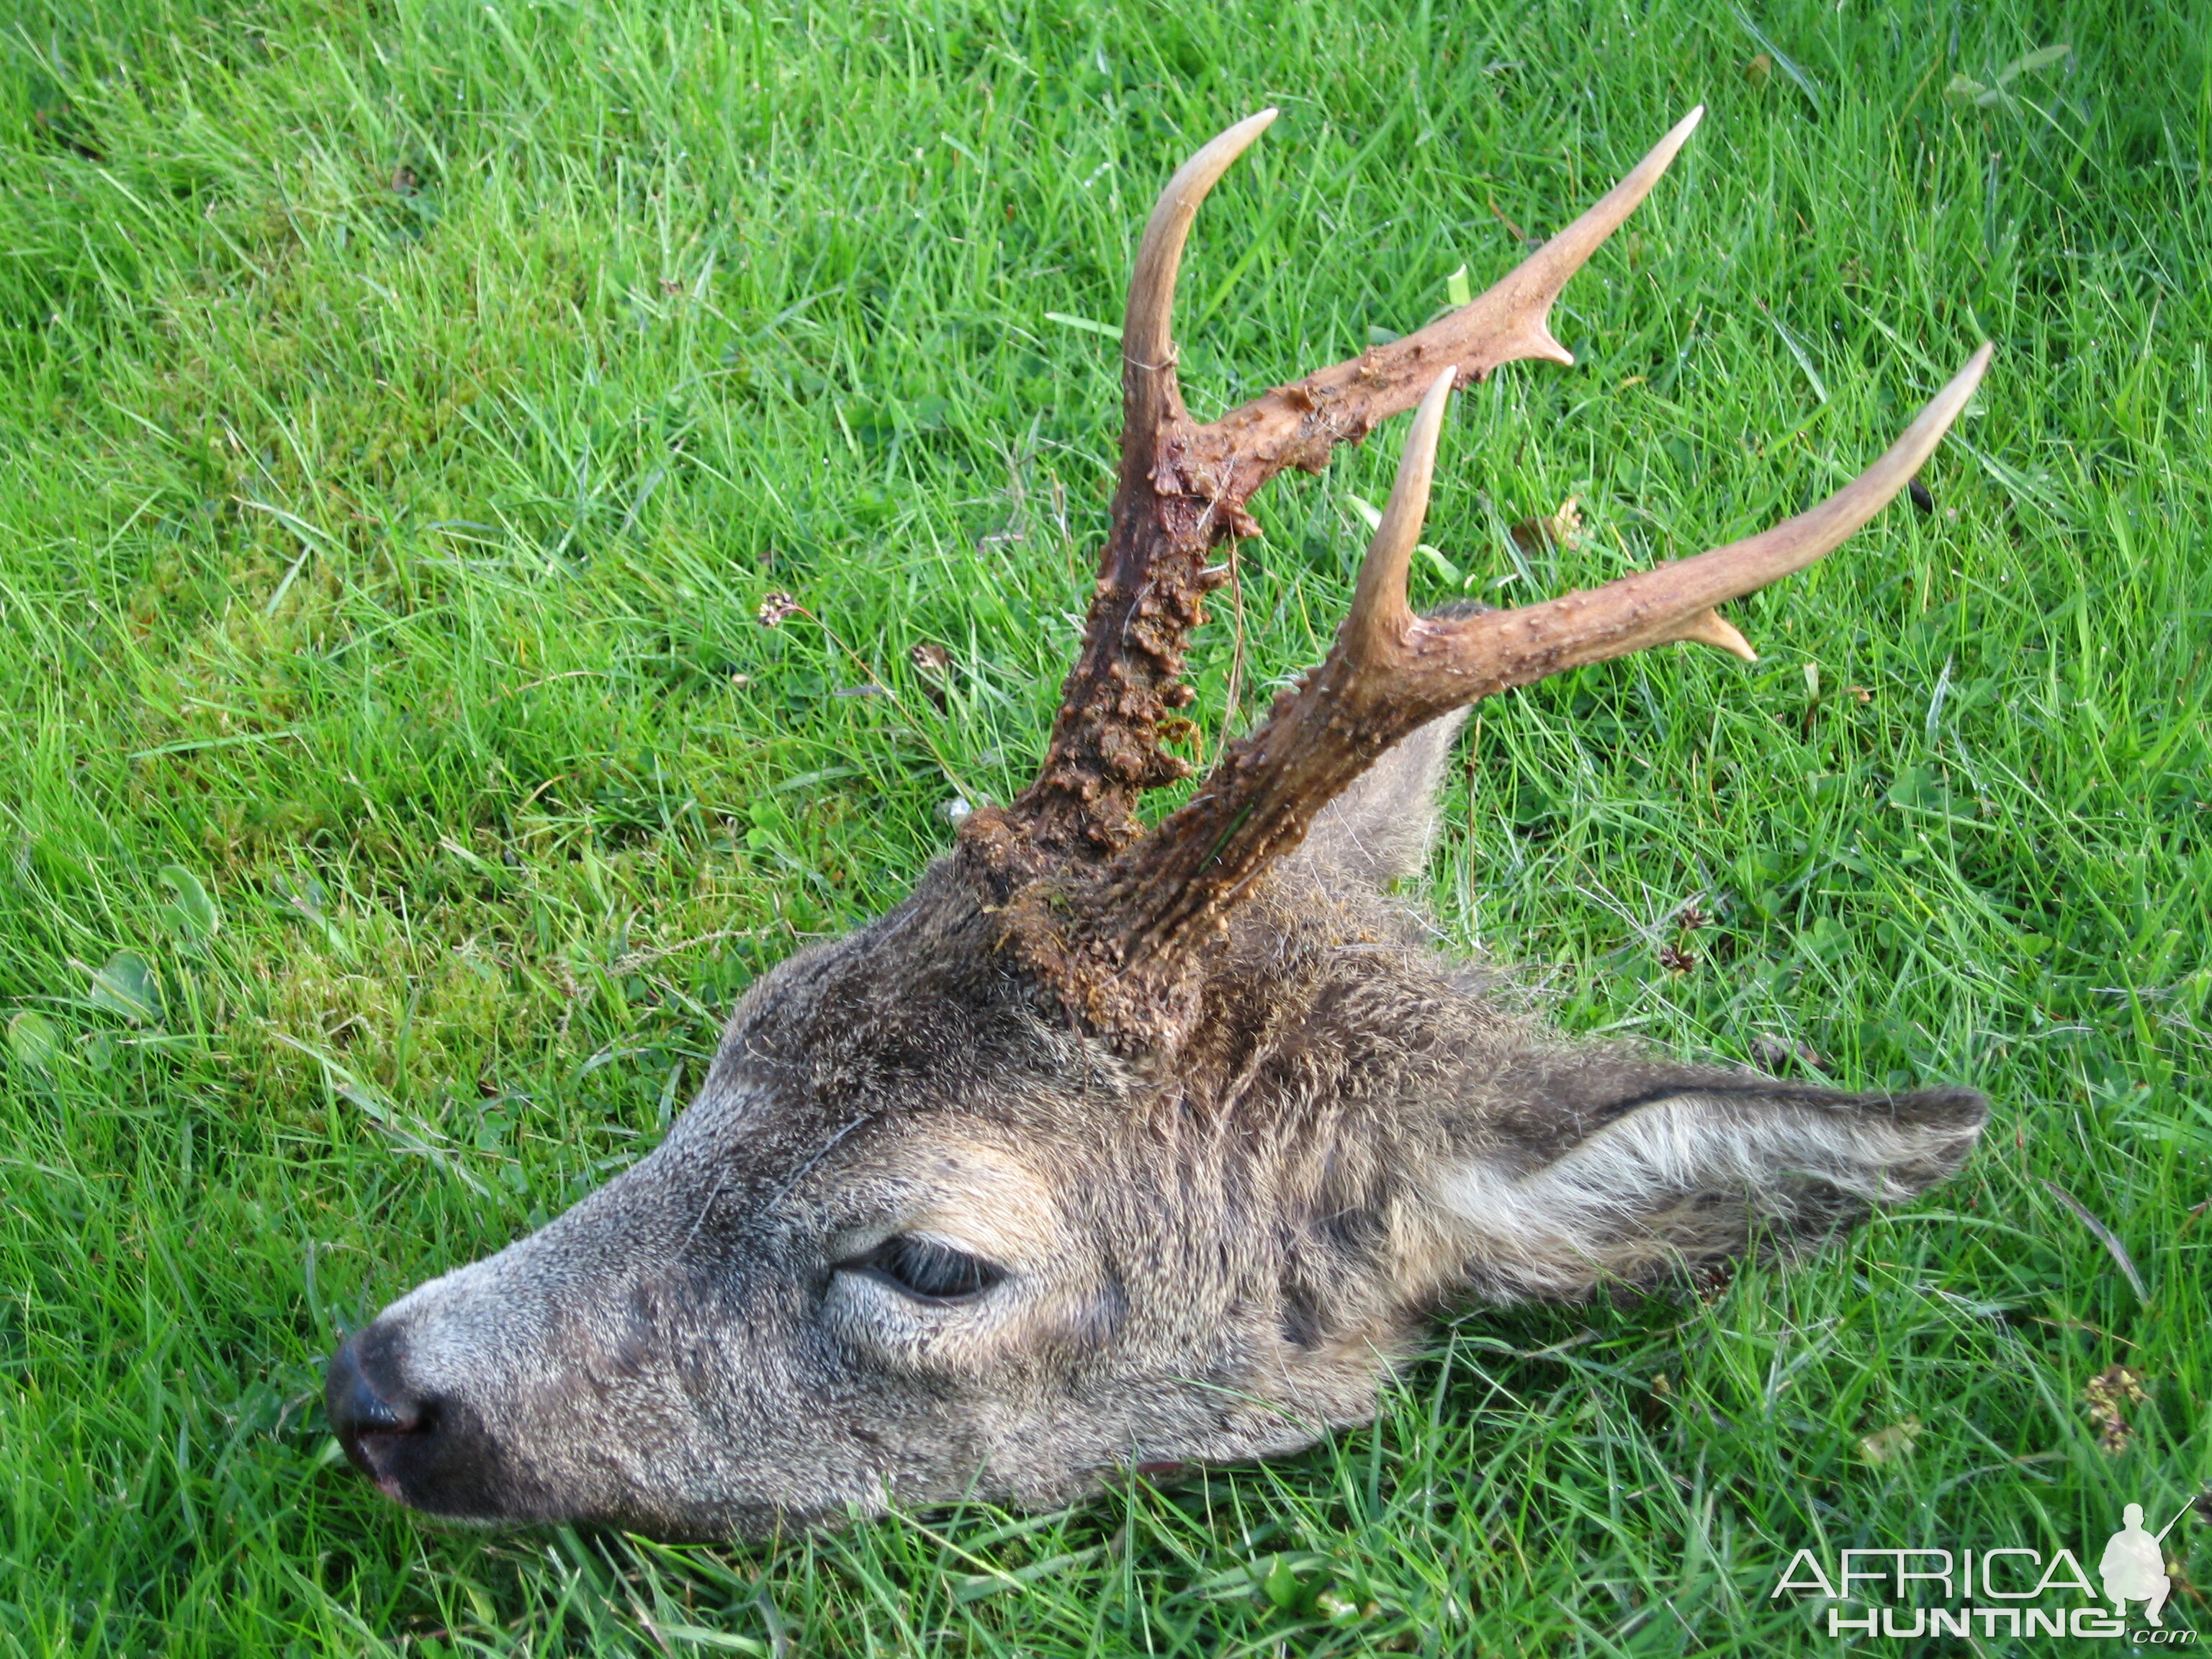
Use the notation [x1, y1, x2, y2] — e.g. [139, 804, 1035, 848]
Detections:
[1434, 1048, 1987, 1301]
[1294, 708, 1469, 889]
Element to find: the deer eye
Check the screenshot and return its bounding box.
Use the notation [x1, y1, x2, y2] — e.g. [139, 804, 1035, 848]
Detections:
[837, 1236, 1004, 1303]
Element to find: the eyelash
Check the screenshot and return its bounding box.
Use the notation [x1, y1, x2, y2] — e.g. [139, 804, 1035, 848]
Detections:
[836, 1236, 1004, 1304]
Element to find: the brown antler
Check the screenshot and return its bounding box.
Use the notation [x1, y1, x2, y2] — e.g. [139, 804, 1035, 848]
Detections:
[1101, 343, 1993, 971]
[977, 107, 1708, 869]
[957, 109, 1992, 1040]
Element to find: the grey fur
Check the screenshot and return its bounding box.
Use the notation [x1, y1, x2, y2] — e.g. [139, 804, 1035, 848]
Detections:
[1295, 709, 1470, 887]
[327, 728, 1987, 1537]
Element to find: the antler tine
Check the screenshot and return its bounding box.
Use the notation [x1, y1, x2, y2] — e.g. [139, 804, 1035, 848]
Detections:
[1102, 343, 1993, 974]
[1408, 341, 1994, 687]
[1190, 107, 1705, 497]
[1340, 367, 1460, 668]
[1469, 104, 1707, 369]
[1122, 109, 1279, 459]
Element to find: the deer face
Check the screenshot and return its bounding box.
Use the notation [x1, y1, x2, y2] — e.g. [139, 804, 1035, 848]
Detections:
[327, 110, 1991, 1536]
[325, 870, 1437, 1534]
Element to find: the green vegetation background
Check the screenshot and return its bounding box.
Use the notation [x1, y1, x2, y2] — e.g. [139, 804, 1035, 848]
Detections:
[1, 0, 2206, 1651]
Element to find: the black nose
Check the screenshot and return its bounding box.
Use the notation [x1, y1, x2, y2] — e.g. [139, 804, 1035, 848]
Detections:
[326, 1327, 427, 1482]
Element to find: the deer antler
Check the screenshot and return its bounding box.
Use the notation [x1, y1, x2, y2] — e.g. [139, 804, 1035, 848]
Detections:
[1102, 343, 1993, 971]
[958, 111, 1992, 1040]
[976, 107, 1708, 870]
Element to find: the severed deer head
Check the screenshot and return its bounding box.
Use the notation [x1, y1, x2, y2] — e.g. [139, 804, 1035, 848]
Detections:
[326, 109, 1991, 1538]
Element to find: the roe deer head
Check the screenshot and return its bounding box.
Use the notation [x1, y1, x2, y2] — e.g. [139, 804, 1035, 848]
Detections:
[326, 108, 1991, 1538]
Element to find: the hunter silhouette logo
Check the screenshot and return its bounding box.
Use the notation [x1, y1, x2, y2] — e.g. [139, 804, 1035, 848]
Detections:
[2102, 1504, 2184, 1629]
[1772, 1501, 2198, 1642]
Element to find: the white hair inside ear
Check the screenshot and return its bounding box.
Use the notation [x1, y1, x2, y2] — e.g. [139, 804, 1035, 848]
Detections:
[1430, 1073, 1989, 1302]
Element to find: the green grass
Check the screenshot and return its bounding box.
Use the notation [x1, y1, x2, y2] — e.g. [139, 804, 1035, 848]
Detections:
[0, 0, 2206, 1650]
